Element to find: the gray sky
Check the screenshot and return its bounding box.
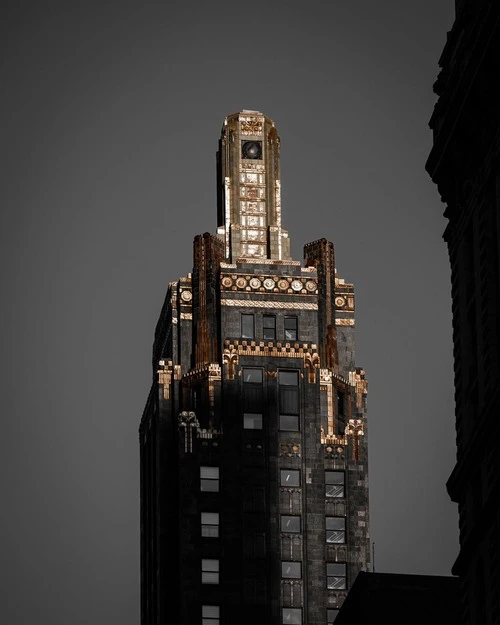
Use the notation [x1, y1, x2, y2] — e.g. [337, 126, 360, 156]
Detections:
[1, 1, 458, 623]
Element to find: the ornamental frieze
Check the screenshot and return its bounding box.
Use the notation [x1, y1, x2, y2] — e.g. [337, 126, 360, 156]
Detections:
[220, 273, 318, 295]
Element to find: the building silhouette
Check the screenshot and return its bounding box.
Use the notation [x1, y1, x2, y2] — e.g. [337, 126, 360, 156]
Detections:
[139, 110, 370, 625]
[426, 2, 500, 624]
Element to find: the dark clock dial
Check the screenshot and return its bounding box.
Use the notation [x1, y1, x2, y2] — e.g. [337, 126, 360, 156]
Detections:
[241, 140, 262, 159]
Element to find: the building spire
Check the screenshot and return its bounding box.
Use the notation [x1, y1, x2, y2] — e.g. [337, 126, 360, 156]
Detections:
[216, 110, 291, 262]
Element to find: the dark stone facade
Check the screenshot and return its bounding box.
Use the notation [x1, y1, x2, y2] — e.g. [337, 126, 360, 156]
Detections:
[426, 3, 500, 624]
[140, 111, 370, 625]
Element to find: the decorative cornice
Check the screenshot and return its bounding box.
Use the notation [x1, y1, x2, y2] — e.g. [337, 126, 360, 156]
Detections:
[221, 299, 318, 310]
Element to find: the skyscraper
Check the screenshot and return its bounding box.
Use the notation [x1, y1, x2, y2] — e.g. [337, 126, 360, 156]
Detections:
[139, 110, 370, 625]
[426, 3, 500, 624]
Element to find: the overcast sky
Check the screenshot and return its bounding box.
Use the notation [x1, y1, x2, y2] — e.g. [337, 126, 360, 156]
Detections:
[1, 1, 458, 623]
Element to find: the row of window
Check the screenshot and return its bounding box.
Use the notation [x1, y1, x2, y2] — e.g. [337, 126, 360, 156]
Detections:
[201, 559, 346, 589]
[202, 605, 339, 625]
[201, 466, 346, 498]
[200, 511, 345, 543]
[242, 313, 298, 341]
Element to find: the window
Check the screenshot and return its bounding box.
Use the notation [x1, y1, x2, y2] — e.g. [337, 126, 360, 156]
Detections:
[327, 563, 346, 589]
[200, 466, 219, 492]
[202, 605, 220, 625]
[279, 370, 299, 431]
[327, 609, 339, 624]
[202, 559, 219, 584]
[281, 515, 301, 533]
[242, 314, 255, 339]
[325, 471, 345, 498]
[282, 608, 302, 624]
[284, 316, 298, 341]
[243, 368, 263, 430]
[282, 561, 301, 578]
[281, 469, 300, 487]
[263, 315, 276, 340]
[337, 390, 345, 417]
[326, 517, 345, 543]
[201, 512, 219, 538]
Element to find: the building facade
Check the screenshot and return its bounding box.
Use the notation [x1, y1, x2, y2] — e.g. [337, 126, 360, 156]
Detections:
[425, 3, 500, 624]
[139, 110, 370, 625]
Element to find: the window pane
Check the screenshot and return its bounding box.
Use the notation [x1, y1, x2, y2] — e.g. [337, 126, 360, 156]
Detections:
[327, 563, 346, 576]
[282, 561, 301, 578]
[201, 467, 219, 479]
[284, 316, 298, 341]
[202, 559, 219, 571]
[281, 515, 300, 532]
[243, 368, 263, 383]
[263, 315, 276, 328]
[202, 525, 219, 538]
[327, 609, 339, 624]
[242, 314, 255, 339]
[279, 371, 298, 385]
[326, 517, 345, 543]
[203, 605, 220, 625]
[201, 479, 219, 492]
[244, 413, 263, 429]
[326, 517, 345, 530]
[279, 414, 299, 431]
[280, 469, 300, 486]
[202, 572, 219, 584]
[325, 471, 345, 497]
[283, 608, 302, 624]
[201, 512, 219, 525]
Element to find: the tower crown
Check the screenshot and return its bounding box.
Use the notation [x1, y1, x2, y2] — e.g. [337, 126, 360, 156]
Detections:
[216, 110, 291, 262]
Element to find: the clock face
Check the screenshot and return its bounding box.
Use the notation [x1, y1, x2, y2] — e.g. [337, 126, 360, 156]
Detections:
[241, 141, 262, 159]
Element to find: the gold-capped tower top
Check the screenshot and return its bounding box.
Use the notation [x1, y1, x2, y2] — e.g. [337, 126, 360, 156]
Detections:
[216, 110, 291, 263]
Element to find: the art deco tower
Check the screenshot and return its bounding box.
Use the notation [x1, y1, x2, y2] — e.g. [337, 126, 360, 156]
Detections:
[139, 110, 370, 625]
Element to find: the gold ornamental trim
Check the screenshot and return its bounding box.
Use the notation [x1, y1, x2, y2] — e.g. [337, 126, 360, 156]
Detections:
[221, 299, 318, 310]
[335, 319, 355, 326]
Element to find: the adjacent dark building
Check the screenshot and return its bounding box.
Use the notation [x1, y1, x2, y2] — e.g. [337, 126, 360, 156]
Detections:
[426, 3, 500, 624]
[139, 110, 371, 625]
[334, 572, 462, 625]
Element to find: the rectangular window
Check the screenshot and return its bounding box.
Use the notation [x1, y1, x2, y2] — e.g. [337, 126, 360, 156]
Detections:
[263, 315, 276, 340]
[325, 471, 345, 498]
[282, 608, 302, 624]
[202, 605, 220, 625]
[279, 370, 299, 431]
[327, 609, 339, 624]
[326, 517, 346, 543]
[242, 314, 255, 339]
[337, 390, 345, 417]
[281, 515, 301, 533]
[202, 559, 219, 584]
[280, 469, 300, 487]
[201, 512, 219, 538]
[243, 368, 263, 430]
[200, 466, 219, 492]
[282, 561, 301, 578]
[327, 563, 346, 589]
[284, 316, 298, 341]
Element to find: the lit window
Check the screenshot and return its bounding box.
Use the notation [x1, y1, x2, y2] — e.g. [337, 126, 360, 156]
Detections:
[263, 315, 276, 340]
[327, 609, 339, 624]
[284, 316, 298, 341]
[327, 563, 346, 589]
[279, 370, 299, 431]
[281, 515, 301, 533]
[200, 466, 219, 492]
[325, 471, 345, 498]
[242, 314, 255, 339]
[282, 607, 302, 624]
[201, 512, 219, 538]
[280, 469, 300, 487]
[202, 559, 219, 584]
[202, 605, 220, 625]
[282, 561, 301, 578]
[326, 517, 345, 543]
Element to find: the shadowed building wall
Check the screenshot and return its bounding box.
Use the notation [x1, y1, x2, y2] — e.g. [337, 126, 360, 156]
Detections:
[426, 3, 500, 624]
[140, 110, 371, 625]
